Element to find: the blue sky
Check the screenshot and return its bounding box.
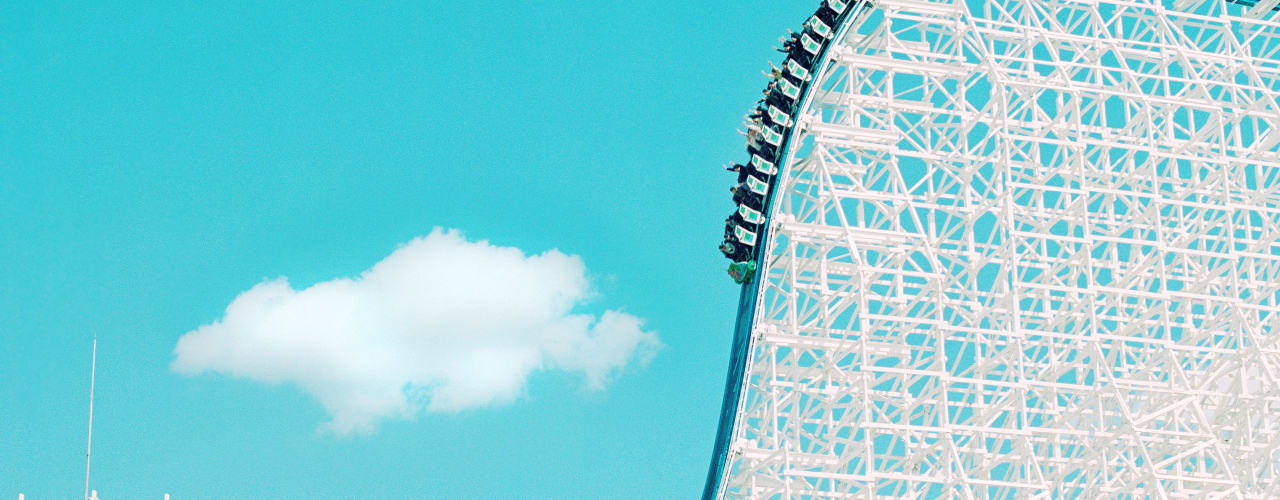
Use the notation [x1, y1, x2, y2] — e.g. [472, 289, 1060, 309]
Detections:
[0, 1, 818, 498]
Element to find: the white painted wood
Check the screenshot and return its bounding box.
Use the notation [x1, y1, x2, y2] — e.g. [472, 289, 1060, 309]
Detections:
[716, 0, 1280, 497]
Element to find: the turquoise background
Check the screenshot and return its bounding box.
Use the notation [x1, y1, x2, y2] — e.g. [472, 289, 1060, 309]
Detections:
[1, 1, 818, 498]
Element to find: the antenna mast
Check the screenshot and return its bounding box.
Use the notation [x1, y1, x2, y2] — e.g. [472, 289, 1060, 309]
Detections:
[84, 336, 96, 500]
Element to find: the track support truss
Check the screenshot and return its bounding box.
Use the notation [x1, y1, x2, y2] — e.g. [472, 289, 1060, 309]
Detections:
[712, 0, 1280, 497]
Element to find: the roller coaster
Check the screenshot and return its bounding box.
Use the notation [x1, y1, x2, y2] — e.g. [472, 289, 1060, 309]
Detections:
[708, 0, 1280, 497]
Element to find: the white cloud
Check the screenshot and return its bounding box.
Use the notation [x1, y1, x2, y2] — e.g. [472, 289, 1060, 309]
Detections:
[171, 228, 661, 435]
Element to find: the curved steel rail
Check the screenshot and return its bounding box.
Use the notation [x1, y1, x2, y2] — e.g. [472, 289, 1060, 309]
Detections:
[702, 3, 873, 498]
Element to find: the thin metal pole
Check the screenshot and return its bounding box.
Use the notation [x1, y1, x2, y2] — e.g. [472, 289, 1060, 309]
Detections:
[84, 336, 96, 500]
